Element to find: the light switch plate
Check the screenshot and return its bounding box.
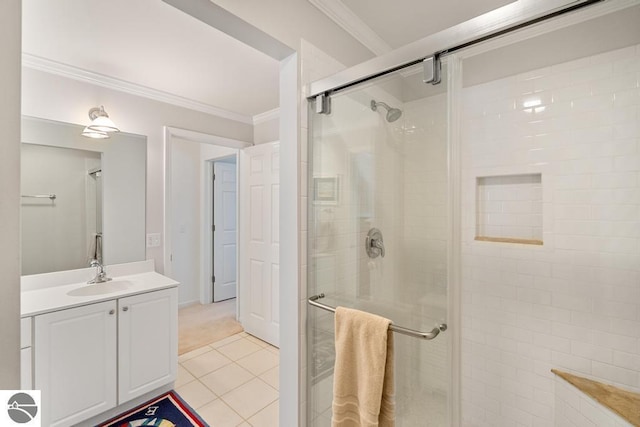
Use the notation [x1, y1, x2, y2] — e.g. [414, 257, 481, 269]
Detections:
[146, 233, 161, 248]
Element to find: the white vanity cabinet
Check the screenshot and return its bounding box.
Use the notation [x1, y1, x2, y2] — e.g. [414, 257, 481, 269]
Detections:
[118, 289, 178, 403]
[20, 317, 33, 389]
[35, 300, 118, 427]
[33, 287, 177, 427]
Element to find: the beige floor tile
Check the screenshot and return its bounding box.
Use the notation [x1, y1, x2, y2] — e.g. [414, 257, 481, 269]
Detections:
[265, 345, 279, 356]
[258, 366, 279, 391]
[217, 338, 262, 361]
[200, 363, 254, 396]
[236, 423, 251, 427]
[182, 349, 232, 378]
[221, 378, 278, 419]
[178, 345, 212, 363]
[244, 334, 269, 348]
[175, 364, 196, 388]
[210, 333, 243, 349]
[175, 380, 216, 410]
[236, 348, 279, 376]
[247, 400, 279, 427]
[196, 398, 244, 427]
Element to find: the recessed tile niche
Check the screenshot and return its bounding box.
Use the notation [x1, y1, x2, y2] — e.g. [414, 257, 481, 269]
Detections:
[476, 174, 543, 245]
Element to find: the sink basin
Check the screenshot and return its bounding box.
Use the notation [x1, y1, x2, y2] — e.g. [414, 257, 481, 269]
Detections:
[67, 280, 135, 296]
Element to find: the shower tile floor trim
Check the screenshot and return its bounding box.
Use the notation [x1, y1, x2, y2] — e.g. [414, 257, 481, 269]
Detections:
[176, 331, 279, 426]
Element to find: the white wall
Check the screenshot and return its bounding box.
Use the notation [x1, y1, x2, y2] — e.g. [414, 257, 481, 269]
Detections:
[0, 0, 21, 389]
[171, 139, 201, 304]
[171, 138, 237, 305]
[460, 43, 640, 426]
[22, 68, 253, 273]
[254, 117, 279, 144]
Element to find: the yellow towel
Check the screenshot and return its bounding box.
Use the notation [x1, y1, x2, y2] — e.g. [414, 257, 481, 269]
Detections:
[332, 306, 395, 427]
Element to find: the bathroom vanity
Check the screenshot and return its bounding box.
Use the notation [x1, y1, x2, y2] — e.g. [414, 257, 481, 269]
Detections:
[21, 260, 178, 427]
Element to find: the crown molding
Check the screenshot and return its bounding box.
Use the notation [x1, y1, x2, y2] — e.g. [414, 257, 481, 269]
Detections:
[165, 126, 252, 148]
[253, 107, 280, 125]
[308, 0, 392, 56]
[22, 53, 253, 125]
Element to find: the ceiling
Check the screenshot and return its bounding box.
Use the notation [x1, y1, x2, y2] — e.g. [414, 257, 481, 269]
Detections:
[22, 0, 281, 118]
[308, 0, 517, 55]
[22, 0, 519, 121]
[341, 0, 515, 49]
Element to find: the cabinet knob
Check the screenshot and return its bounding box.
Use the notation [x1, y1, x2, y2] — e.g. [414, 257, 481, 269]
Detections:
[123, 306, 129, 312]
[109, 309, 115, 315]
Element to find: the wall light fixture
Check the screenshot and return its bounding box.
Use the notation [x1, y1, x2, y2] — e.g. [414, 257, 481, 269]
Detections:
[81, 105, 120, 139]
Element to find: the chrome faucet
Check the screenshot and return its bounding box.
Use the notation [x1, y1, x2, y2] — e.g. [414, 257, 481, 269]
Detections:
[88, 259, 112, 284]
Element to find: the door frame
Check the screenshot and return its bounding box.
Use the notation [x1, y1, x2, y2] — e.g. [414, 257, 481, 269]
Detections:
[163, 126, 251, 307]
[209, 154, 239, 303]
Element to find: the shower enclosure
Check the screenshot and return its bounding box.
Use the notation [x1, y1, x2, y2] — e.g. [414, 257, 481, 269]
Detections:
[306, 1, 640, 426]
[307, 60, 453, 426]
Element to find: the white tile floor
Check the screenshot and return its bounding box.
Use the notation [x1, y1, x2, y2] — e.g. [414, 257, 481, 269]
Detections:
[176, 332, 279, 427]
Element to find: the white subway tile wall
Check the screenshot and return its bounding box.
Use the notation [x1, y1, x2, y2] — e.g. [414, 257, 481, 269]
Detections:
[461, 44, 640, 426]
[554, 376, 633, 427]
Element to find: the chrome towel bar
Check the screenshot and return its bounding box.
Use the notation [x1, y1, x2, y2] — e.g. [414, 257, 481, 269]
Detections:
[21, 194, 57, 200]
[308, 293, 447, 340]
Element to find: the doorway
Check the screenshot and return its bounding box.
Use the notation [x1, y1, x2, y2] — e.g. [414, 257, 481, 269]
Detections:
[165, 127, 282, 347]
[165, 128, 249, 354]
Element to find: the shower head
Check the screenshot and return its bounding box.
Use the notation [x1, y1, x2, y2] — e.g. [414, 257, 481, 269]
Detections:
[370, 100, 403, 123]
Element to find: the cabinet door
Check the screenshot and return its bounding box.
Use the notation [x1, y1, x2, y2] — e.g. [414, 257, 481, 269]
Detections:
[20, 348, 32, 390]
[35, 300, 117, 427]
[118, 288, 178, 403]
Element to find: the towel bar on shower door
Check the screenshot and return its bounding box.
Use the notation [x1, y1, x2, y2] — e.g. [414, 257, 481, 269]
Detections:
[308, 293, 447, 340]
[21, 194, 57, 200]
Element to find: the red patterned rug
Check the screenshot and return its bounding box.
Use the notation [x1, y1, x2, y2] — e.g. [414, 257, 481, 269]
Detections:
[98, 391, 208, 427]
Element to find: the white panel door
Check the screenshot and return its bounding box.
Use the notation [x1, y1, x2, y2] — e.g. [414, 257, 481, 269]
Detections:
[239, 142, 280, 346]
[118, 288, 178, 403]
[213, 161, 238, 302]
[34, 300, 117, 427]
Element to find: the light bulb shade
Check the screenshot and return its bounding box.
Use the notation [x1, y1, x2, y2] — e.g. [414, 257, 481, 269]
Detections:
[82, 126, 110, 139]
[87, 115, 120, 133]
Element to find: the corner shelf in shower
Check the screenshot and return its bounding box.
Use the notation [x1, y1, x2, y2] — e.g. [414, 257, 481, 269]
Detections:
[552, 369, 640, 426]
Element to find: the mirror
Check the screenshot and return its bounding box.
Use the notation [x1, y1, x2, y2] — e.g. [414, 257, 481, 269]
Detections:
[21, 116, 147, 275]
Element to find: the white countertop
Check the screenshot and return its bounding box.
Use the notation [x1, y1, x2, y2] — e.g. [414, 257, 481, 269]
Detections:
[22, 265, 179, 317]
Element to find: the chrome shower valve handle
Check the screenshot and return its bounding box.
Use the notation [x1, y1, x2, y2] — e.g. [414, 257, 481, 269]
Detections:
[366, 228, 385, 258]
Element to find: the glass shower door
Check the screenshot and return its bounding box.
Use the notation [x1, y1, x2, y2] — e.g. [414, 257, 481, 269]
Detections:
[307, 61, 452, 426]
